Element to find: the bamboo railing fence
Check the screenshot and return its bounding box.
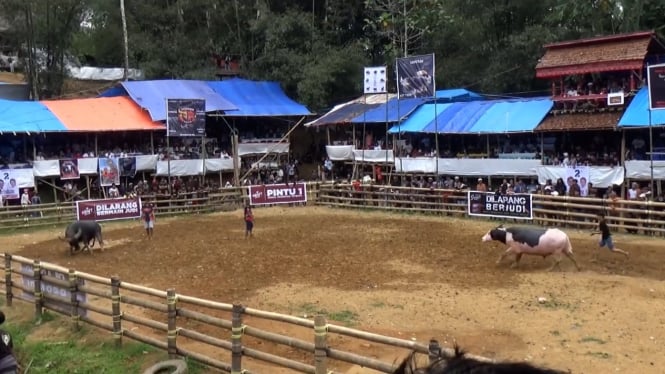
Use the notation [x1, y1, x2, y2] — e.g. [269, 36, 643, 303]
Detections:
[316, 184, 665, 236]
[0, 254, 492, 373]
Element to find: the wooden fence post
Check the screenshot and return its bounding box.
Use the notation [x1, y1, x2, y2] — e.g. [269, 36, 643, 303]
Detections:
[428, 339, 442, 364]
[32, 260, 42, 320]
[68, 269, 79, 331]
[111, 275, 123, 347]
[314, 314, 329, 374]
[4, 254, 12, 307]
[231, 303, 244, 373]
[166, 288, 178, 359]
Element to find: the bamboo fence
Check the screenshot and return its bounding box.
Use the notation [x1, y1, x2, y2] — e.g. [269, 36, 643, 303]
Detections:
[0, 254, 492, 373]
[316, 184, 665, 236]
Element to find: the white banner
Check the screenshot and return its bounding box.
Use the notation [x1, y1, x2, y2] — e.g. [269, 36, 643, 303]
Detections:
[1, 168, 35, 199]
[352, 150, 394, 163]
[393, 158, 541, 176]
[536, 166, 624, 188]
[204, 157, 236, 173]
[624, 160, 665, 179]
[136, 155, 159, 171]
[325, 145, 354, 161]
[394, 157, 437, 173]
[363, 66, 387, 94]
[156, 160, 203, 176]
[238, 143, 290, 156]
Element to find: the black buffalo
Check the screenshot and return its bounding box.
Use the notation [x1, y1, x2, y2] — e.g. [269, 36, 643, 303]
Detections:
[59, 221, 104, 255]
[393, 345, 567, 374]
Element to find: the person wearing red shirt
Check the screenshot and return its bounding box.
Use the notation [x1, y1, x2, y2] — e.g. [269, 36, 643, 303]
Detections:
[142, 202, 156, 239]
[244, 205, 254, 239]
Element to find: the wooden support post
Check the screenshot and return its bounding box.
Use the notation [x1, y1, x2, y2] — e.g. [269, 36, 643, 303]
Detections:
[428, 339, 442, 364]
[69, 269, 80, 331]
[85, 175, 91, 200]
[4, 254, 12, 307]
[52, 178, 58, 203]
[231, 303, 244, 373]
[33, 260, 42, 320]
[167, 288, 178, 359]
[111, 275, 123, 347]
[314, 314, 328, 374]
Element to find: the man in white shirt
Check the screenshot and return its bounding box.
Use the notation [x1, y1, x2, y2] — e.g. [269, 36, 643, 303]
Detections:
[20, 189, 30, 207]
[108, 184, 120, 198]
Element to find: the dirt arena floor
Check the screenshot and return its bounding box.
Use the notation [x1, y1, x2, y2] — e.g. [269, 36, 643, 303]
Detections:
[2, 206, 665, 374]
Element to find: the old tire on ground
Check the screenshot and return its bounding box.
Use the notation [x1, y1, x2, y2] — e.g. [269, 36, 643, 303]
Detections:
[142, 359, 188, 374]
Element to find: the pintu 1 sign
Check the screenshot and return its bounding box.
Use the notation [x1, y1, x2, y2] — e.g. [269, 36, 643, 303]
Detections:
[248, 183, 308, 206]
[467, 191, 533, 220]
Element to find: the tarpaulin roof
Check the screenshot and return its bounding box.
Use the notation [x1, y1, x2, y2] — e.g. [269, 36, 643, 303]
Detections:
[304, 94, 396, 127]
[99, 80, 238, 121]
[619, 86, 665, 127]
[205, 78, 311, 117]
[435, 88, 482, 100]
[0, 99, 67, 133]
[41, 97, 165, 132]
[388, 97, 553, 134]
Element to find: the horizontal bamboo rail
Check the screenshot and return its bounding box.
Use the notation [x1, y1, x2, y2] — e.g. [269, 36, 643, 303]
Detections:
[0, 253, 490, 374]
[317, 184, 665, 237]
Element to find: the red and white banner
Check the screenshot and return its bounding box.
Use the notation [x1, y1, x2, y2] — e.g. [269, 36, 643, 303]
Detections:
[248, 183, 307, 206]
[76, 197, 142, 221]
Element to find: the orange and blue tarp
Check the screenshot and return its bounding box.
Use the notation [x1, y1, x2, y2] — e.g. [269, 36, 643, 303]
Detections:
[0, 99, 68, 133]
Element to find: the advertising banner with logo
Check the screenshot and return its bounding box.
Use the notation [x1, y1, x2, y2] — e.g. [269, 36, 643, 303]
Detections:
[467, 191, 533, 220]
[98, 157, 120, 186]
[248, 183, 307, 206]
[166, 98, 206, 137]
[363, 66, 387, 94]
[647, 63, 665, 110]
[59, 158, 80, 180]
[76, 197, 142, 221]
[396, 53, 435, 99]
[21, 263, 87, 317]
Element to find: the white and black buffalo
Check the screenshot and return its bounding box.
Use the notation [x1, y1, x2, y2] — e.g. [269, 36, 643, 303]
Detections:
[59, 220, 104, 255]
[482, 225, 580, 271]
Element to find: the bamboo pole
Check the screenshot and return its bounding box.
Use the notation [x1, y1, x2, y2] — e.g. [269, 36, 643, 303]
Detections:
[167, 288, 177, 359]
[314, 315, 328, 374]
[111, 275, 122, 347]
[231, 303, 244, 372]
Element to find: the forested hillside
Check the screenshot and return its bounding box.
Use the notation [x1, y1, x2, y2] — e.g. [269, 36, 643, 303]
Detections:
[1, 0, 664, 110]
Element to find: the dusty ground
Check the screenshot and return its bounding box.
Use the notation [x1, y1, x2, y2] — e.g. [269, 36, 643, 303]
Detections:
[2, 207, 665, 374]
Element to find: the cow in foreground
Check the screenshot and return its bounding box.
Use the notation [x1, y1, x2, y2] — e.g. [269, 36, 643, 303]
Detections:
[482, 225, 580, 271]
[58, 221, 104, 255]
[392, 344, 567, 373]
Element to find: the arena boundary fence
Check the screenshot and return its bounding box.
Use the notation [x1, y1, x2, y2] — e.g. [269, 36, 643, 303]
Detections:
[0, 254, 493, 373]
[316, 184, 665, 236]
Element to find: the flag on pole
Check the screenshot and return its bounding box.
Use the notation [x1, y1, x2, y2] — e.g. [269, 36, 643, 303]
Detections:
[396, 53, 435, 99]
[363, 66, 387, 94]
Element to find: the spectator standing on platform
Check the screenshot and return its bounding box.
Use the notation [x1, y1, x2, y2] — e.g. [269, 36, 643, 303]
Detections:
[142, 202, 156, 239]
[108, 183, 120, 198]
[244, 205, 254, 239]
[476, 178, 487, 192]
[31, 192, 42, 218]
[323, 158, 333, 181]
[0, 311, 18, 374]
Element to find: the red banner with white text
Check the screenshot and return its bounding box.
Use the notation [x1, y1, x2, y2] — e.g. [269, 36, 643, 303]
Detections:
[248, 183, 307, 206]
[76, 197, 143, 221]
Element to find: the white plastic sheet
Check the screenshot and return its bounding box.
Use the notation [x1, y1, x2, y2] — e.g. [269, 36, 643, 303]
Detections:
[352, 150, 394, 163]
[238, 143, 290, 156]
[536, 166, 624, 188]
[325, 145, 354, 161]
[67, 66, 144, 81]
[204, 157, 236, 172]
[156, 160, 203, 176]
[136, 155, 158, 171]
[77, 158, 98, 174]
[32, 160, 60, 177]
[624, 160, 665, 180]
[394, 157, 437, 173]
[394, 158, 541, 176]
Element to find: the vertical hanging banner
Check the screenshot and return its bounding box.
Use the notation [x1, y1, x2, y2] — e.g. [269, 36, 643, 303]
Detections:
[59, 158, 80, 180]
[119, 157, 137, 177]
[364, 66, 387, 94]
[396, 53, 435, 99]
[98, 157, 120, 187]
[166, 99, 207, 137]
[647, 63, 665, 110]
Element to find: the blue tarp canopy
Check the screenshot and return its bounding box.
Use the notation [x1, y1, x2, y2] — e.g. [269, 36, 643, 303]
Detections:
[618, 87, 665, 127]
[99, 80, 238, 122]
[0, 99, 67, 133]
[350, 88, 482, 124]
[206, 78, 311, 117]
[388, 97, 552, 134]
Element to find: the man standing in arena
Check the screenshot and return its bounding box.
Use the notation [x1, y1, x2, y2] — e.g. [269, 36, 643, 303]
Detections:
[591, 214, 629, 259]
[244, 205, 254, 239]
[0, 311, 18, 374]
[142, 202, 156, 239]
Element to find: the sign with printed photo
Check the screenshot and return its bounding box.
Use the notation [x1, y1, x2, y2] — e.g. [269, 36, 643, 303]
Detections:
[396, 53, 435, 99]
[467, 191, 533, 220]
[98, 157, 120, 187]
[565, 166, 590, 195]
[0, 169, 34, 200]
[119, 157, 137, 177]
[363, 66, 387, 94]
[647, 63, 665, 110]
[59, 158, 80, 180]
